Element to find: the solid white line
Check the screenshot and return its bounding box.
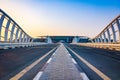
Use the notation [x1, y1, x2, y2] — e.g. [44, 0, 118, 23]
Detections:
[72, 58, 77, 64]
[47, 58, 52, 63]
[10, 47, 56, 80]
[33, 72, 43, 80]
[67, 46, 111, 80]
[80, 73, 89, 80]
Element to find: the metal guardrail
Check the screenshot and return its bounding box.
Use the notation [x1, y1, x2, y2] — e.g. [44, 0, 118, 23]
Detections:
[92, 15, 120, 43]
[73, 43, 120, 51]
[0, 9, 33, 43]
[0, 9, 52, 50]
[0, 9, 38, 50]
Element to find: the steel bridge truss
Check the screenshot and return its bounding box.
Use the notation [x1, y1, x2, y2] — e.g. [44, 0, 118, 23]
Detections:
[92, 15, 120, 43]
[0, 9, 33, 43]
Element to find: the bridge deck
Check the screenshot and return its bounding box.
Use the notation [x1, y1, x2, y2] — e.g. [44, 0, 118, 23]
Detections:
[34, 44, 88, 80]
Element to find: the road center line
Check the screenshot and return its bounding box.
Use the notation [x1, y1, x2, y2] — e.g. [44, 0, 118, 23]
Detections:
[10, 47, 57, 80]
[33, 72, 43, 80]
[67, 46, 111, 80]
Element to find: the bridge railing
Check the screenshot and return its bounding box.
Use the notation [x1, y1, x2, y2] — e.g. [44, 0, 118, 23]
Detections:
[92, 15, 120, 43]
[0, 9, 39, 49]
[0, 9, 33, 43]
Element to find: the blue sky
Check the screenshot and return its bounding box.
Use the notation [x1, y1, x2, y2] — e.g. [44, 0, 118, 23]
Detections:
[0, 0, 120, 38]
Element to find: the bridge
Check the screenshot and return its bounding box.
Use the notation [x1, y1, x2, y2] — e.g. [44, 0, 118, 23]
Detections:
[0, 9, 120, 80]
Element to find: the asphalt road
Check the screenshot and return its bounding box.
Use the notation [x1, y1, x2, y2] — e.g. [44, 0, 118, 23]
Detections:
[1, 43, 120, 80]
[0, 44, 58, 80]
[65, 44, 120, 80]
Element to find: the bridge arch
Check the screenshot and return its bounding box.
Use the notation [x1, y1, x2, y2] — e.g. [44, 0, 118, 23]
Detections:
[92, 15, 120, 43]
[0, 9, 33, 43]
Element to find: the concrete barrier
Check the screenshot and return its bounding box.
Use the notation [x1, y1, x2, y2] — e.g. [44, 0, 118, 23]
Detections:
[73, 43, 120, 51]
[0, 42, 48, 49]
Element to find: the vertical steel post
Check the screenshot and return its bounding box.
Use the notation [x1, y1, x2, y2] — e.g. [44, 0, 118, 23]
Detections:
[111, 24, 116, 42]
[15, 28, 19, 43]
[116, 19, 120, 42]
[103, 32, 107, 43]
[95, 38, 97, 43]
[25, 36, 28, 42]
[10, 24, 15, 43]
[100, 35, 103, 43]
[4, 19, 11, 42]
[22, 33, 25, 42]
[97, 37, 100, 43]
[0, 15, 5, 41]
[107, 29, 111, 43]
[19, 31, 23, 43]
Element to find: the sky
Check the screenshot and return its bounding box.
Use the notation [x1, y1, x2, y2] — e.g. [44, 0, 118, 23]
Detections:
[0, 0, 120, 38]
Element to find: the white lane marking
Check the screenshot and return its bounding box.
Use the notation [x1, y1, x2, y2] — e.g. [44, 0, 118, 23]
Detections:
[33, 72, 43, 80]
[72, 58, 77, 64]
[53, 52, 56, 55]
[33, 46, 60, 80]
[10, 47, 56, 80]
[66, 50, 69, 53]
[68, 53, 71, 56]
[47, 58, 52, 63]
[80, 73, 89, 80]
[67, 46, 111, 80]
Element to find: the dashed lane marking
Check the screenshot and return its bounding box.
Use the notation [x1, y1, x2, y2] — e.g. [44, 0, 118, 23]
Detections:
[72, 58, 77, 64]
[33, 72, 43, 80]
[80, 73, 89, 80]
[53, 52, 56, 55]
[67, 46, 111, 80]
[68, 53, 71, 56]
[64, 45, 89, 80]
[10, 47, 57, 80]
[47, 58, 52, 63]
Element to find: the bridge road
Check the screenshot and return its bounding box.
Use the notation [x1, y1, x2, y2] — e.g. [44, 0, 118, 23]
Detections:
[66, 44, 120, 80]
[0, 43, 120, 80]
[34, 43, 89, 80]
[0, 44, 58, 80]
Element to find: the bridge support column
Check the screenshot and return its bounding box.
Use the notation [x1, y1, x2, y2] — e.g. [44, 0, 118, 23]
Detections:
[23, 34, 26, 43]
[47, 36, 52, 43]
[96, 38, 99, 43]
[25, 36, 27, 42]
[15, 28, 19, 43]
[10, 24, 15, 43]
[72, 36, 79, 43]
[94, 38, 97, 43]
[91, 39, 94, 43]
[66, 37, 69, 43]
[0, 15, 5, 41]
[26, 36, 30, 42]
[28, 37, 31, 42]
[116, 19, 120, 42]
[25, 35, 28, 43]
[111, 24, 116, 42]
[31, 39, 33, 42]
[103, 32, 107, 43]
[19, 31, 23, 43]
[100, 35, 103, 43]
[4, 19, 11, 42]
[107, 29, 111, 43]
